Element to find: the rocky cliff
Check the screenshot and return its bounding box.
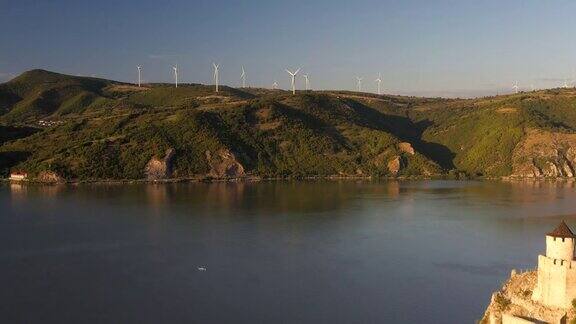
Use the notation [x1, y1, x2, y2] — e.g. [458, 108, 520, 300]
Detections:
[511, 129, 576, 178]
[145, 148, 175, 180]
[481, 270, 574, 324]
[36, 171, 64, 183]
[205, 149, 245, 178]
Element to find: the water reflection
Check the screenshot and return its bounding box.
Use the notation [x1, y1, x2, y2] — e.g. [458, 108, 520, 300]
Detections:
[9, 183, 27, 200]
[4, 180, 576, 323]
[7, 180, 576, 220]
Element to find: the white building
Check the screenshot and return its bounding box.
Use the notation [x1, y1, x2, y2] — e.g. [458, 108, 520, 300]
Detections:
[9, 171, 28, 181]
[532, 221, 576, 308]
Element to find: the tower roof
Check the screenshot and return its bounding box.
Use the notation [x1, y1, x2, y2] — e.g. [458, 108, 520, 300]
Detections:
[547, 221, 576, 238]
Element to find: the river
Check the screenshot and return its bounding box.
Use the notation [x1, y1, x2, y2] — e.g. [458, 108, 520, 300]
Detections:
[2, 180, 575, 323]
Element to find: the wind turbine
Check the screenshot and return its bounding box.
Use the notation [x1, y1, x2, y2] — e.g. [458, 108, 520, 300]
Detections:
[240, 66, 246, 88]
[375, 73, 382, 95]
[272, 81, 278, 90]
[303, 74, 310, 90]
[285, 68, 300, 94]
[356, 77, 363, 92]
[172, 65, 178, 88]
[512, 81, 519, 94]
[137, 66, 142, 87]
[564, 79, 570, 89]
[213, 63, 220, 92]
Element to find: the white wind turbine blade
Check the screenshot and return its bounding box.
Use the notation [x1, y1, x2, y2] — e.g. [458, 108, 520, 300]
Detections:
[294, 68, 301, 75]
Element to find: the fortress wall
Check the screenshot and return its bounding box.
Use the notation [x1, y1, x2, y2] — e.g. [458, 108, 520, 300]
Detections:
[533, 255, 569, 308]
[546, 236, 575, 261]
[565, 267, 576, 308]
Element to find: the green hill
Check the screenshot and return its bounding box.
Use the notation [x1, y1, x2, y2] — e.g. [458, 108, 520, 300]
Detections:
[2, 69, 576, 181]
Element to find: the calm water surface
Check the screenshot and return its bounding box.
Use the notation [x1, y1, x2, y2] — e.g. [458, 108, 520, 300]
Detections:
[2, 180, 576, 323]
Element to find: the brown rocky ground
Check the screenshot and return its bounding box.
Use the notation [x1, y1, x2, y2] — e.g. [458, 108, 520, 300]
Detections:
[511, 129, 576, 178]
[481, 270, 575, 323]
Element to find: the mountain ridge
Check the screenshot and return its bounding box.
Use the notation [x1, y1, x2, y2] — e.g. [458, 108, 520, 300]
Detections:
[1, 69, 576, 181]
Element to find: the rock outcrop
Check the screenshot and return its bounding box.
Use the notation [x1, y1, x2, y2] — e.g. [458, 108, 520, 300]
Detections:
[481, 271, 573, 324]
[387, 155, 404, 175]
[145, 148, 175, 180]
[205, 148, 245, 178]
[511, 129, 576, 178]
[36, 171, 64, 183]
[398, 142, 415, 155]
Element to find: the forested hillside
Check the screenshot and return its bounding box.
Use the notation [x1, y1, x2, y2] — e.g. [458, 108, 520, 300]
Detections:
[1, 69, 576, 181]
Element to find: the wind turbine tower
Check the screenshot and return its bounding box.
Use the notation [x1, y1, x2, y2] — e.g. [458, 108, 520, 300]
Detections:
[303, 74, 310, 90]
[137, 66, 142, 87]
[512, 81, 519, 94]
[272, 81, 278, 90]
[172, 65, 178, 88]
[286, 68, 301, 94]
[241, 66, 246, 88]
[356, 77, 363, 92]
[375, 73, 382, 95]
[213, 63, 220, 92]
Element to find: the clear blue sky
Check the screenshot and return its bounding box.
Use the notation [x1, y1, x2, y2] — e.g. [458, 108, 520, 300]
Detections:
[1, 0, 575, 97]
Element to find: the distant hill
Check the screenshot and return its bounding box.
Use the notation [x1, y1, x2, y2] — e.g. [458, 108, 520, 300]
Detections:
[0, 69, 114, 122]
[1, 69, 576, 181]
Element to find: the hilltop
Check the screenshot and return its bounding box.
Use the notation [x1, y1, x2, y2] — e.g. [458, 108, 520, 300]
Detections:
[1, 69, 576, 182]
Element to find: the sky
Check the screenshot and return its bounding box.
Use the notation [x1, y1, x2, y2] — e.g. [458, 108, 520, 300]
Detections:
[1, 0, 575, 97]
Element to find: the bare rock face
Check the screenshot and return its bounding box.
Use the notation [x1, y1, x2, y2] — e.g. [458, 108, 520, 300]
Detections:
[398, 142, 415, 155]
[205, 148, 245, 178]
[542, 162, 560, 177]
[145, 148, 175, 180]
[36, 171, 64, 183]
[481, 271, 573, 324]
[387, 155, 404, 175]
[511, 129, 576, 178]
[561, 160, 574, 177]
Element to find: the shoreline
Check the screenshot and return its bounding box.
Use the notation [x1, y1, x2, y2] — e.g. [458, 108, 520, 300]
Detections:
[2, 174, 576, 186]
[0, 175, 377, 186]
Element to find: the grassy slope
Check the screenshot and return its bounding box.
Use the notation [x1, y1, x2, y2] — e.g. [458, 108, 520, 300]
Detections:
[411, 90, 576, 176]
[2, 70, 576, 179]
[0, 69, 115, 122]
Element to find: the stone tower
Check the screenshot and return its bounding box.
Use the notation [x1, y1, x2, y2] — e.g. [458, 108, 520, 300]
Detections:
[532, 221, 576, 308]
